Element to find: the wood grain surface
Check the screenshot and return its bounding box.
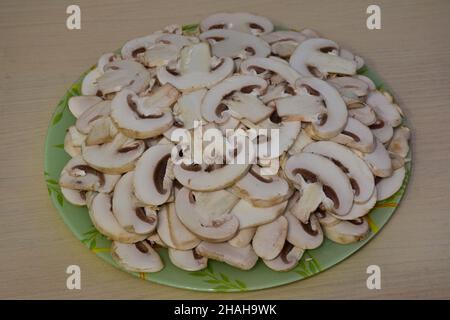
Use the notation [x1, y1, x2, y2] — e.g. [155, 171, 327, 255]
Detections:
[1, 0, 449, 299]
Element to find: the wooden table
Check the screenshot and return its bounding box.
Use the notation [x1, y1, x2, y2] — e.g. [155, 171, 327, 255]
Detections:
[1, 0, 449, 299]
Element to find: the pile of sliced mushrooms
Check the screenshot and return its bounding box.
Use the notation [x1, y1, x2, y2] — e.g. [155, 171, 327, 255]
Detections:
[59, 12, 410, 273]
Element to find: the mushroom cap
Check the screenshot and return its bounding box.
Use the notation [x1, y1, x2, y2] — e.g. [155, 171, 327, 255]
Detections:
[370, 119, 393, 144]
[168, 248, 208, 271]
[200, 29, 271, 59]
[195, 241, 259, 270]
[322, 217, 370, 244]
[228, 227, 256, 248]
[111, 89, 174, 139]
[334, 188, 377, 220]
[231, 165, 292, 207]
[349, 104, 377, 126]
[366, 90, 402, 127]
[263, 242, 304, 272]
[330, 117, 376, 153]
[357, 138, 393, 177]
[285, 212, 323, 249]
[304, 141, 375, 203]
[82, 133, 145, 174]
[289, 38, 357, 78]
[133, 144, 174, 206]
[230, 199, 287, 229]
[296, 77, 348, 139]
[111, 241, 163, 273]
[388, 126, 410, 158]
[112, 172, 157, 235]
[121, 33, 162, 60]
[200, 12, 274, 35]
[285, 152, 354, 215]
[68, 96, 103, 119]
[252, 216, 288, 260]
[175, 187, 239, 242]
[61, 187, 87, 206]
[76, 100, 111, 134]
[240, 57, 301, 86]
[89, 193, 146, 243]
[376, 166, 406, 201]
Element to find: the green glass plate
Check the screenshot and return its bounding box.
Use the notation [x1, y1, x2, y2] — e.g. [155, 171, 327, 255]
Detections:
[44, 24, 411, 292]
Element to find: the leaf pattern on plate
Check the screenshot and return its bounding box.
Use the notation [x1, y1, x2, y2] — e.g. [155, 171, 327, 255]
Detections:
[81, 227, 108, 251]
[182, 23, 199, 35]
[189, 263, 247, 292]
[45, 171, 64, 207]
[51, 82, 82, 126]
[292, 251, 321, 279]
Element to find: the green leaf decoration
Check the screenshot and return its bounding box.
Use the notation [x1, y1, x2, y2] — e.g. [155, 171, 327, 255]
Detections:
[188, 266, 248, 292]
[56, 193, 64, 207]
[52, 112, 63, 125]
[81, 228, 106, 251]
[53, 144, 65, 149]
[182, 23, 199, 35]
[293, 251, 322, 279]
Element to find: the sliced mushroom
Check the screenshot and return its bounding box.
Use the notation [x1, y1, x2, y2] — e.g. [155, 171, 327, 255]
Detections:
[200, 29, 270, 59]
[366, 90, 402, 127]
[201, 75, 268, 123]
[304, 141, 375, 203]
[388, 126, 410, 158]
[61, 188, 87, 206]
[285, 212, 323, 249]
[224, 92, 274, 124]
[288, 130, 314, 155]
[133, 144, 173, 206]
[76, 100, 111, 134]
[339, 48, 365, 70]
[334, 188, 377, 220]
[141, 34, 197, 67]
[355, 75, 376, 90]
[296, 77, 348, 139]
[284, 152, 354, 216]
[327, 76, 369, 106]
[173, 89, 207, 130]
[240, 57, 301, 86]
[81, 53, 119, 95]
[289, 184, 325, 223]
[147, 233, 167, 248]
[349, 105, 377, 126]
[64, 126, 86, 157]
[228, 227, 256, 247]
[252, 216, 288, 260]
[195, 241, 258, 270]
[175, 187, 239, 242]
[290, 38, 357, 78]
[157, 42, 234, 92]
[121, 33, 163, 60]
[370, 119, 393, 144]
[330, 117, 376, 153]
[231, 165, 292, 207]
[263, 242, 304, 272]
[68, 96, 102, 118]
[85, 116, 118, 146]
[168, 248, 208, 271]
[82, 133, 145, 174]
[322, 217, 370, 244]
[261, 31, 312, 59]
[111, 241, 163, 273]
[59, 156, 120, 192]
[112, 172, 157, 235]
[376, 166, 405, 201]
[89, 193, 146, 243]
[200, 12, 274, 35]
[355, 138, 393, 177]
[230, 199, 287, 229]
[275, 94, 326, 122]
[157, 202, 201, 250]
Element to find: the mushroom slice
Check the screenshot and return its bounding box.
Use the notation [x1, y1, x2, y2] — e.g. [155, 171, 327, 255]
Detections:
[147, 233, 167, 248]
[388, 126, 410, 158]
[64, 126, 86, 157]
[82, 67, 103, 96]
[76, 100, 111, 134]
[82, 133, 145, 174]
[240, 57, 301, 86]
[349, 105, 377, 126]
[330, 117, 376, 153]
[356, 75, 376, 90]
[97, 60, 152, 96]
[289, 184, 324, 223]
[275, 94, 325, 122]
[304, 141, 375, 203]
[230, 199, 287, 229]
[168, 248, 208, 271]
[201, 75, 268, 123]
[296, 77, 348, 139]
[322, 217, 370, 244]
[285, 212, 323, 249]
[173, 89, 207, 130]
[195, 242, 258, 270]
[112, 172, 157, 235]
[355, 138, 393, 177]
[334, 189, 377, 220]
[261, 31, 311, 59]
[376, 166, 406, 201]
[200, 12, 274, 35]
[59, 156, 120, 192]
[284, 152, 354, 216]
[200, 29, 270, 59]
[366, 90, 402, 127]
[289, 38, 357, 78]
[175, 187, 239, 242]
[231, 165, 292, 207]
[68, 96, 102, 118]
[288, 130, 313, 155]
[252, 216, 288, 260]
[157, 42, 234, 92]
[316, 210, 340, 228]
[85, 116, 118, 146]
[134, 144, 173, 206]
[61, 188, 87, 206]
[89, 193, 146, 243]
[228, 228, 256, 248]
[263, 242, 304, 272]
[327, 76, 369, 106]
[141, 34, 196, 67]
[369, 119, 394, 144]
[121, 33, 162, 60]
[224, 92, 274, 124]
[111, 241, 163, 273]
